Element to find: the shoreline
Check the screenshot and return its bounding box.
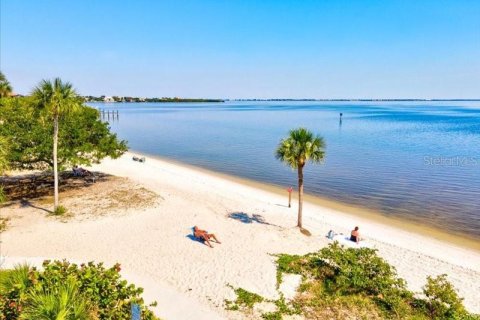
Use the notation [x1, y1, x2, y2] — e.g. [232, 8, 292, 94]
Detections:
[129, 149, 480, 252]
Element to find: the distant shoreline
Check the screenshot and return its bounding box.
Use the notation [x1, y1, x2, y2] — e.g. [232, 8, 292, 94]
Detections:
[84, 97, 225, 103]
[86, 98, 480, 103]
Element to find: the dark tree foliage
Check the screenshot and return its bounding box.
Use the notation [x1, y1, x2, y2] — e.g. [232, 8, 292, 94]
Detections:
[0, 97, 127, 170]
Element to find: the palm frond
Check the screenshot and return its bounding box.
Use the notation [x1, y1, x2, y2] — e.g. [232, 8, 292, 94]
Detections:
[275, 127, 326, 168]
[21, 278, 94, 320]
[31, 78, 80, 116]
[0, 263, 31, 295]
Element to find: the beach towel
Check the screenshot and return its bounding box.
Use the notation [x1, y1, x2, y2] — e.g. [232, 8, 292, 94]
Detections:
[332, 234, 372, 248]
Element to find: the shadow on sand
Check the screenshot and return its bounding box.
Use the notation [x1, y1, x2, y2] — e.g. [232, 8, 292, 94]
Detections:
[20, 199, 52, 214]
[186, 234, 211, 247]
[227, 211, 278, 227]
[1, 171, 111, 201]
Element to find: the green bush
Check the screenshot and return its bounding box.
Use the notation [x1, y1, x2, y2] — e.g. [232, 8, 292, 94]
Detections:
[53, 205, 67, 216]
[0, 265, 33, 319]
[0, 260, 159, 320]
[422, 274, 470, 320]
[260, 243, 479, 319]
[20, 278, 94, 320]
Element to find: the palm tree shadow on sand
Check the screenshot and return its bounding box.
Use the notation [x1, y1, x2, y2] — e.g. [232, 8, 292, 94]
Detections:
[227, 212, 279, 227]
[20, 199, 52, 214]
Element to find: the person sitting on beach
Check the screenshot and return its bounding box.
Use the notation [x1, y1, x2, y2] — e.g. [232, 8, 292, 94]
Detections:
[350, 226, 361, 243]
[73, 165, 91, 176]
[193, 226, 221, 248]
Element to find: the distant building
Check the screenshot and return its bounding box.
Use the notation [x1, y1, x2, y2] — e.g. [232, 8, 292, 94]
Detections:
[104, 96, 115, 102]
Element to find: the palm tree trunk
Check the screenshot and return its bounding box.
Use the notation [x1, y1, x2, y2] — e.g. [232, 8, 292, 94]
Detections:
[53, 115, 59, 210]
[297, 165, 304, 228]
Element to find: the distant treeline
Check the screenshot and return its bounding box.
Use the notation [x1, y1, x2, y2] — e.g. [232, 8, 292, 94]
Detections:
[84, 96, 224, 103]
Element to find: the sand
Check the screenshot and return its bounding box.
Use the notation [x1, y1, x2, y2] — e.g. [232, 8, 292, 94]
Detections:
[1, 152, 479, 319]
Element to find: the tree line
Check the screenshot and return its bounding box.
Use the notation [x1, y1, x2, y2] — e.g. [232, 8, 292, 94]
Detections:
[84, 95, 224, 103]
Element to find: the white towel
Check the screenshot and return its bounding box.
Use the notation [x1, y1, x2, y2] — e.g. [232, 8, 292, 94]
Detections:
[332, 234, 372, 248]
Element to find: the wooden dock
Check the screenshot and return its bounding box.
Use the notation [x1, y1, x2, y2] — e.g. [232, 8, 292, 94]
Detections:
[99, 109, 119, 121]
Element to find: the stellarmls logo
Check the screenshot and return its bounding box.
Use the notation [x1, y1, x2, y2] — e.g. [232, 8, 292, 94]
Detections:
[423, 156, 479, 167]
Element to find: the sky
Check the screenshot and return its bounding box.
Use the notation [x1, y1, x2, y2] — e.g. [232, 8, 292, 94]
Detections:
[1, 0, 479, 99]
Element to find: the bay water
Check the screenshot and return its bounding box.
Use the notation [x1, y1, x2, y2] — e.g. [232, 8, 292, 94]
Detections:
[91, 101, 480, 241]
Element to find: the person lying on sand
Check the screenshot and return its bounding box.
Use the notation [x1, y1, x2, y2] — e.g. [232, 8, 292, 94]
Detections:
[350, 226, 361, 243]
[193, 226, 221, 248]
[73, 165, 92, 176]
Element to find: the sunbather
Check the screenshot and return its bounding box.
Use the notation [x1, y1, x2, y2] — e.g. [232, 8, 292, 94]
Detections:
[350, 226, 361, 243]
[73, 165, 91, 176]
[193, 226, 221, 248]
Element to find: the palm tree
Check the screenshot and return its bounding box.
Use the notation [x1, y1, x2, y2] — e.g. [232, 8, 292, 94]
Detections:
[0, 71, 13, 98]
[275, 127, 325, 229]
[21, 278, 94, 320]
[32, 78, 80, 212]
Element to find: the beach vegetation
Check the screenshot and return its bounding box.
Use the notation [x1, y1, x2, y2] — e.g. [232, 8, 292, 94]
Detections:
[421, 274, 470, 319]
[20, 278, 94, 320]
[0, 136, 9, 175]
[0, 71, 13, 98]
[275, 127, 325, 229]
[32, 78, 84, 212]
[0, 97, 127, 170]
[225, 285, 264, 311]
[0, 185, 7, 231]
[0, 89, 127, 209]
[0, 186, 6, 204]
[227, 243, 479, 319]
[0, 260, 159, 320]
[52, 205, 67, 216]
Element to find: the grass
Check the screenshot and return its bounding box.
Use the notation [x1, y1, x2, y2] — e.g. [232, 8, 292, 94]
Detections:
[52, 205, 67, 216]
[225, 285, 264, 311]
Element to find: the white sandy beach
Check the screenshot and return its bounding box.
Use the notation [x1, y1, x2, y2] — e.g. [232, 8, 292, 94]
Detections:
[2, 152, 480, 319]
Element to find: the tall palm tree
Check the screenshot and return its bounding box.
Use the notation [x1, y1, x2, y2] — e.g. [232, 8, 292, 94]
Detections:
[0, 71, 13, 98]
[32, 78, 80, 212]
[275, 127, 325, 229]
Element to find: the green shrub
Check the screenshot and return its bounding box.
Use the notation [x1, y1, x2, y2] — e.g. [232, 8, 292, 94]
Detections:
[422, 274, 469, 320]
[0, 265, 34, 319]
[0, 260, 159, 320]
[257, 243, 479, 320]
[53, 205, 67, 215]
[20, 278, 94, 320]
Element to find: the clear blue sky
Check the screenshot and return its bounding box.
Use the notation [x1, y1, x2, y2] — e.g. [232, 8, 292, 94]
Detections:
[1, 0, 479, 98]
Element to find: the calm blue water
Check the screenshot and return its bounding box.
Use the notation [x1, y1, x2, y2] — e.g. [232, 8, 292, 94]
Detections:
[91, 101, 480, 239]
